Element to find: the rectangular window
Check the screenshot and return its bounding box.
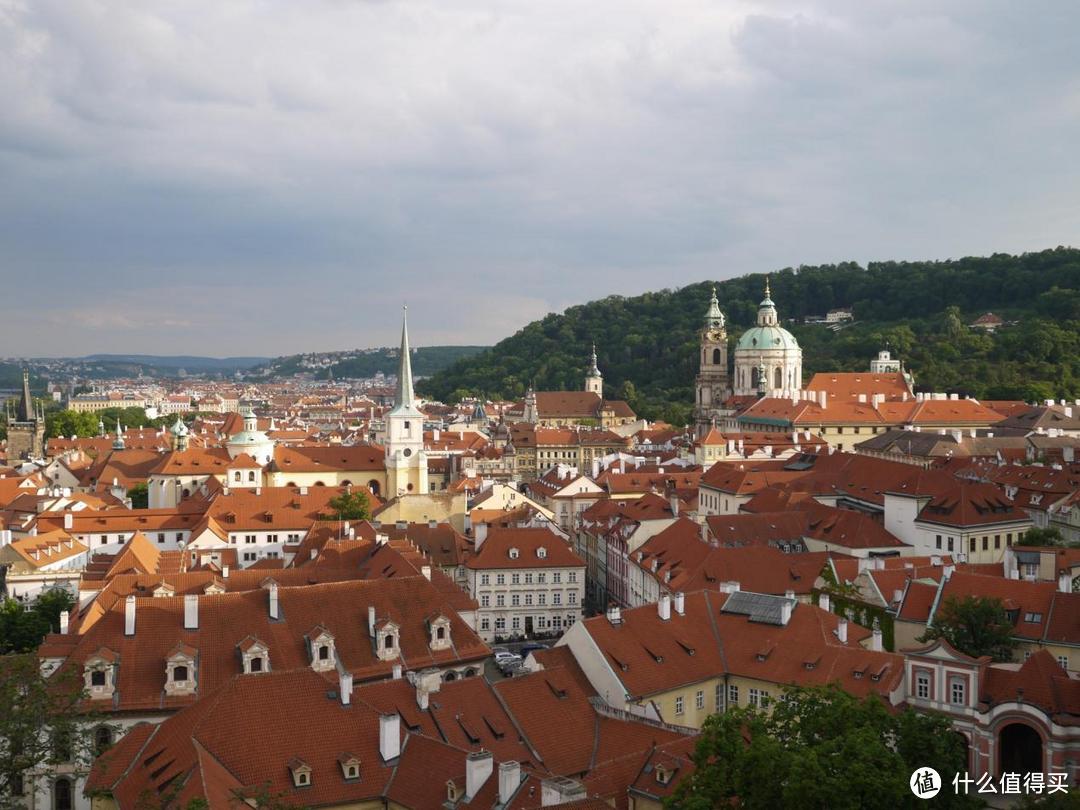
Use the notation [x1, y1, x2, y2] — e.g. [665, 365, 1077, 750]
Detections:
[994, 534, 1001, 549]
[695, 690, 705, 710]
[538, 593, 546, 605]
[525, 593, 533, 606]
[553, 593, 561, 605]
[495, 617, 506, 630]
[950, 678, 965, 706]
[480, 618, 490, 631]
[749, 688, 760, 707]
[524, 573, 532, 585]
[480, 574, 490, 585]
[176, 532, 183, 542]
[674, 696, 684, 715]
[935, 535, 942, 550]
[511, 617, 521, 630]
[916, 672, 930, 700]
[1058, 655, 1069, 670]
[496, 574, 505, 585]
[569, 591, 577, 604]
[511, 594, 520, 607]
[569, 572, 578, 583]
[158, 533, 166, 544]
[969, 538, 976, 552]
[537, 573, 546, 584]
[496, 595, 505, 607]
[716, 684, 722, 712]
[553, 572, 562, 584]
[1007, 533, 1013, 545]
[728, 685, 739, 708]
[511, 573, 520, 585]
[982, 537, 989, 551]
[480, 595, 490, 607]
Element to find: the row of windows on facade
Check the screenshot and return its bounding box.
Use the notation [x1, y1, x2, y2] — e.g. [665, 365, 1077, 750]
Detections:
[671, 683, 772, 717]
[479, 571, 578, 585]
[934, 532, 1016, 553]
[480, 613, 578, 632]
[479, 591, 578, 607]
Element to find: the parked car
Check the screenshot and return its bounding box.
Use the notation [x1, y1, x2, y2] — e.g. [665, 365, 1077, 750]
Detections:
[497, 654, 523, 673]
[493, 650, 517, 663]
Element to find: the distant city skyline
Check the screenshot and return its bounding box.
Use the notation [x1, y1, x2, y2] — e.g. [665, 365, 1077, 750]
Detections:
[2, 1, 1078, 356]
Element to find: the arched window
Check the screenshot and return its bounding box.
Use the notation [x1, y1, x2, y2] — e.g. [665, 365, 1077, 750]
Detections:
[94, 725, 114, 755]
[368, 480, 381, 496]
[54, 778, 72, 810]
[248, 471, 256, 483]
[383, 634, 394, 650]
[774, 367, 783, 390]
[712, 348, 722, 365]
[436, 626, 445, 640]
[173, 665, 189, 682]
[318, 645, 329, 660]
[750, 367, 760, 389]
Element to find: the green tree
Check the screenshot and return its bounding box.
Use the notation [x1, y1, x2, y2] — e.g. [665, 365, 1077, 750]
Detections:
[128, 483, 150, 509]
[31, 589, 75, 635]
[323, 489, 371, 521]
[46, 410, 101, 440]
[919, 595, 1017, 661]
[1018, 527, 1066, 547]
[0, 589, 75, 654]
[667, 684, 975, 810]
[0, 655, 109, 810]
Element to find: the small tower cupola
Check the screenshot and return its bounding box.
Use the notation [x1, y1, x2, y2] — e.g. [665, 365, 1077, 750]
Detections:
[112, 419, 126, 451]
[584, 345, 603, 396]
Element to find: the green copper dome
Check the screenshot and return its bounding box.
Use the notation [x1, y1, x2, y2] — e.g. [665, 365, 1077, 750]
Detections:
[736, 324, 800, 351]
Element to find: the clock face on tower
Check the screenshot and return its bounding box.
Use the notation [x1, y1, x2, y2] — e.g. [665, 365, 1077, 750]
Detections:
[707, 330, 724, 342]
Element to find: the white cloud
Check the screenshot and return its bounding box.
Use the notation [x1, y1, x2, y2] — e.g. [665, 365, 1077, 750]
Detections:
[0, 0, 1077, 355]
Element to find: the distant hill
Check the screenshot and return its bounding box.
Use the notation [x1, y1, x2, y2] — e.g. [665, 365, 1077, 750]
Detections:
[418, 247, 1080, 424]
[81, 354, 269, 370]
[256, 346, 488, 380]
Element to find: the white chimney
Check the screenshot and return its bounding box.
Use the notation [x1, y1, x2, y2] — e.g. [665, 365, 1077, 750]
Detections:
[63, 512, 73, 530]
[606, 605, 621, 625]
[59, 610, 69, 634]
[475, 521, 488, 548]
[499, 761, 521, 805]
[657, 594, 671, 621]
[184, 594, 199, 630]
[222, 565, 230, 579]
[780, 599, 793, 625]
[268, 582, 279, 620]
[819, 592, 831, 612]
[392, 663, 402, 679]
[1060, 572, 1073, 593]
[379, 714, 400, 761]
[785, 589, 795, 600]
[871, 624, 883, 652]
[669, 494, 679, 517]
[930, 554, 942, 567]
[421, 564, 431, 581]
[818, 390, 827, 408]
[340, 672, 353, 706]
[893, 589, 903, 605]
[368, 605, 377, 636]
[837, 618, 848, 644]
[719, 581, 741, 594]
[673, 592, 685, 615]
[858, 394, 867, 404]
[466, 751, 494, 798]
[124, 594, 136, 636]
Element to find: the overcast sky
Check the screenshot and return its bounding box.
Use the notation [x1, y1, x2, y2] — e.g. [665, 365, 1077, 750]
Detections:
[1, 1, 1078, 357]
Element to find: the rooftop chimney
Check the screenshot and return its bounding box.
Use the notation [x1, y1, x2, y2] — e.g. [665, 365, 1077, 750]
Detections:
[606, 605, 622, 625]
[59, 610, 69, 634]
[657, 594, 671, 621]
[669, 493, 679, 517]
[184, 594, 199, 630]
[673, 592, 685, 615]
[1060, 571, 1073, 594]
[819, 592, 831, 613]
[268, 582, 279, 620]
[836, 618, 848, 644]
[368, 605, 377, 637]
[780, 598, 793, 625]
[392, 663, 402, 679]
[499, 761, 521, 805]
[871, 622, 883, 652]
[466, 751, 494, 798]
[421, 564, 431, 581]
[340, 672, 353, 706]
[222, 565, 230, 579]
[719, 581, 741, 594]
[63, 512, 73, 530]
[124, 594, 136, 636]
[379, 714, 400, 761]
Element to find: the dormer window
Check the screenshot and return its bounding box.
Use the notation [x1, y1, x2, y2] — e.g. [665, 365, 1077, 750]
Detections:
[288, 759, 312, 788]
[509, 547, 519, 559]
[428, 615, 452, 651]
[537, 546, 547, 559]
[376, 621, 401, 662]
[165, 644, 198, 696]
[655, 764, 673, 785]
[339, 754, 361, 781]
[238, 636, 270, 674]
[306, 626, 336, 672]
[447, 781, 461, 802]
[84, 649, 117, 699]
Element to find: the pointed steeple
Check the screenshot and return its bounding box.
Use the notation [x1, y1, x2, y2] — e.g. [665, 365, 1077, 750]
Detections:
[757, 276, 778, 326]
[113, 419, 125, 450]
[390, 306, 419, 415]
[18, 369, 33, 422]
[705, 286, 725, 329]
[586, 344, 601, 378]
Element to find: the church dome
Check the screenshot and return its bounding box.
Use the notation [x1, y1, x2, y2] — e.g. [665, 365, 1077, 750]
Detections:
[736, 324, 800, 351]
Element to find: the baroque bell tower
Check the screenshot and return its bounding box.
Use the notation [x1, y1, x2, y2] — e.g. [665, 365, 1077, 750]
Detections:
[693, 287, 731, 437]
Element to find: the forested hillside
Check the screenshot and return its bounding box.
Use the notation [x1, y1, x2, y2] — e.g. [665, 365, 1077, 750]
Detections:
[419, 248, 1080, 424]
[258, 345, 487, 379]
